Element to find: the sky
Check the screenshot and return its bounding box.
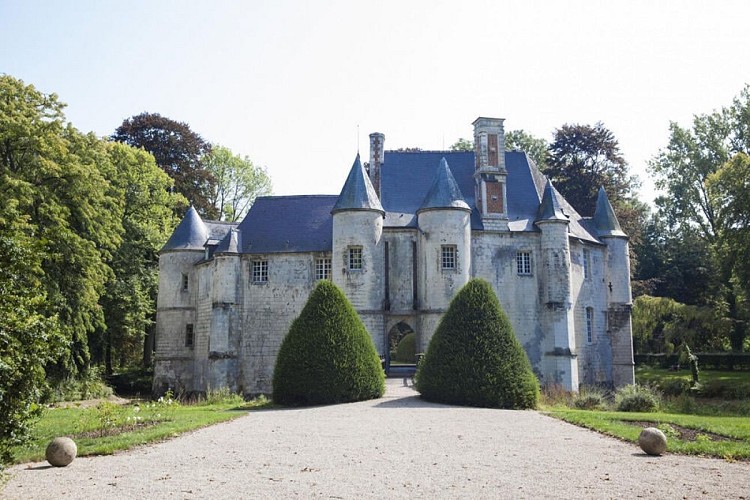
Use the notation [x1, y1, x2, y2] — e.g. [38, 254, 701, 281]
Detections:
[2, 0, 749, 204]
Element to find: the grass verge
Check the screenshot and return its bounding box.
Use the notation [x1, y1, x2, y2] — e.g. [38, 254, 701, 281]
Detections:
[10, 397, 270, 465]
[544, 408, 750, 460]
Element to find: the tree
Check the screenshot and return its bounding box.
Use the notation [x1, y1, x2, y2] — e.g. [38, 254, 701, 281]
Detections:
[547, 122, 637, 216]
[416, 279, 539, 409]
[449, 138, 473, 151]
[112, 112, 215, 217]
[651, 87, 750, 350]
[272, 280, 385, 406]
[506, 129, 548, 169]
[1, 75, 121, 379]
[203, 145, 272, 222]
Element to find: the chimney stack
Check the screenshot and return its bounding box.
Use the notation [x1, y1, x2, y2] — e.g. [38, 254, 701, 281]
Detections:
[369, 132, 385, 197]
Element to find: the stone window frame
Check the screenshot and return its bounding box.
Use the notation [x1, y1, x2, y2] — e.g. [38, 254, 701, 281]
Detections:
[585, 307, 594, 344]
[315, 257, 332, 281]
[252, 259, 269, 283]
[347, 246, 363, 271]
[181, 273, 189, 292]
[516, 250, 532, 276]
[185, 323, 194, 348]
[583, 248, 591, 280]
[441, 245, 457, 271]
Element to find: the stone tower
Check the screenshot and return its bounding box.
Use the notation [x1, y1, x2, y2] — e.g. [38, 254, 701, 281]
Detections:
[416, 158, 472, 352]
[593, 187, 635, 387]
[153, 206, 207, 394]
[331, 154, 386, 348]
[535, 181, 579, 391]
[473, 117, 508, 231]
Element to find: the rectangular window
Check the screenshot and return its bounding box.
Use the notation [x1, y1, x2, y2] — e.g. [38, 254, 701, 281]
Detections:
[583, 248, 591, 279]
[586, 307, 594, 343]
[516, 251, 532, 275]
[348, 247, 363, 271]
[185, 324, 194, 348]
[181, 273, 189, 291]
[315, 257, 332, 280]
[441, 245, 457, 270]
[252, 260, 268, 283]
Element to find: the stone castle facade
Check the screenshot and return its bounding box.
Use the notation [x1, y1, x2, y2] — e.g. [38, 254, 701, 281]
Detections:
[153, 117, 635, 396]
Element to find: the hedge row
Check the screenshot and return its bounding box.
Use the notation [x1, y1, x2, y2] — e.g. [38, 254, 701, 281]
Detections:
[635, 353, 750, 371]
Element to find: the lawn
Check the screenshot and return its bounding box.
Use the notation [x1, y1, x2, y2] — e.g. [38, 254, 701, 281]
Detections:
[9, 396, 270, 465]
[636, 366, 750, 386]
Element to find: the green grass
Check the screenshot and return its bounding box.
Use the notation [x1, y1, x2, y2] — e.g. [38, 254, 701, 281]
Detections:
[636, 366, 750, 386]
[545, 408, 750, 460]
[9, 397, 271, 465]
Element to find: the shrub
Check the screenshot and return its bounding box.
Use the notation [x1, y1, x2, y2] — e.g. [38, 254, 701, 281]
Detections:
[573, 387, 608, 410]
[615, 384, 660, 412]
[395, 332, 416, 362]
[415, 279, 539, 409]
[272, 281, 385, 406]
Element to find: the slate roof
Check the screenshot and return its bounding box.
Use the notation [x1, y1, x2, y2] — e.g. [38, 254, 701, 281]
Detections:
[592, 187, 627, 237]
[161, 206, 209, 251]
[536, 180, 569, 222]
[418, 158, 471, 213]
[331, 154, 384, 214]
[214, 228, 242, 254]
[237, 195, 336, 253]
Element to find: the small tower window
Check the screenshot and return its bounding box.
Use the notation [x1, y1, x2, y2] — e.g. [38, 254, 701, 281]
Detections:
[348, 247, 363, 271]
[252, 260, 268, 283]
[185, 324, 194, 348]
[516, 251, 532, 276]
[181, 273, 189, 291]
[586, 307, 594, 344]
[583, 248, 591, 279]
[441, 245, 457, 270]
[315, 258, 332, 280]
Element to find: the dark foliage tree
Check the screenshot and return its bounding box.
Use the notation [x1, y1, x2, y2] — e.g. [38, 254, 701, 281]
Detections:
[272, 281, 385, 406]
[416, 279, 539, 409]
[113, 112, 215, 217]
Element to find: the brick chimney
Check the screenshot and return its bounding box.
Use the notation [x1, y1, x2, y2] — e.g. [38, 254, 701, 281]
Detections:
[369, 132, 385, 197]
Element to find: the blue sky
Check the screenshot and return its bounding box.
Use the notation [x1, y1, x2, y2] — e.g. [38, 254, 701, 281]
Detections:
[2, 0, 749, 203]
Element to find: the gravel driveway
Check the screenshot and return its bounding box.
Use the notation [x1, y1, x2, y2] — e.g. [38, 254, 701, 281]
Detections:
[4, 379, 749, 499]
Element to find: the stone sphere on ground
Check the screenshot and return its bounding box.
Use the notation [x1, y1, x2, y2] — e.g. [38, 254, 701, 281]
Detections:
[46, 437, 77, 467]
[638, 427, 667, 456]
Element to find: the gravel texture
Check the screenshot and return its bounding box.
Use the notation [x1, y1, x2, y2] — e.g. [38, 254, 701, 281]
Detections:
[4, 379, 749, 499]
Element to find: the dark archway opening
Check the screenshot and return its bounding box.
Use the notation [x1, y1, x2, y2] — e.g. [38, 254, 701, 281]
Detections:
[386, 321, 417, 375]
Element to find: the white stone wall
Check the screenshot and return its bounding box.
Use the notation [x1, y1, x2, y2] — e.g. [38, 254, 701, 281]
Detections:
[603, 236, 635, 387]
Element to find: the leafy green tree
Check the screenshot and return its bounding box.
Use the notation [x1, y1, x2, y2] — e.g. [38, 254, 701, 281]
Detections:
[1, 75, 121, 379]
[112, 112, 215, 217]
[416, 279, 539, 409]
[506, 129, 548, 169]
[449, 138, 473, 151]
[0, 201, 64, 469]
[273, 280, 385, 406]
[203, 145, 272, 222]
[651, 87, 750, 350]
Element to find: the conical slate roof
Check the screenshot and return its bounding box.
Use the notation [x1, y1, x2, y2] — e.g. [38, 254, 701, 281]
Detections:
[161, 206, 209, 251]
[214, 228, 242, 254]
[593, 187, 626, 237]
[535, 180, 568, 222]
[417, 158, 470, 212]
[331, 154, 384, 215]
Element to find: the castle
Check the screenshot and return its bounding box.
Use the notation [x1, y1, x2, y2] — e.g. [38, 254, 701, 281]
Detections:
[153, 117, 635, 396]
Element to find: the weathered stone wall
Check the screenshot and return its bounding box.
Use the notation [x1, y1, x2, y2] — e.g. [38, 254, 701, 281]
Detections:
[603, 236, 635, 387]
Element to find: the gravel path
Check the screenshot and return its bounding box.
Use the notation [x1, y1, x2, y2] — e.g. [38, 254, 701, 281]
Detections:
[4, 379, 749, 499]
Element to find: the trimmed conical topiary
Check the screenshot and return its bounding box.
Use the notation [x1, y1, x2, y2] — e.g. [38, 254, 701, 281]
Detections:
[272, 280, 385, 406]
[416, 278, 540, 409]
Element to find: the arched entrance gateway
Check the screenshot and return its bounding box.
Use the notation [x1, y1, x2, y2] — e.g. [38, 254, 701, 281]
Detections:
[385, 321, 418, 375]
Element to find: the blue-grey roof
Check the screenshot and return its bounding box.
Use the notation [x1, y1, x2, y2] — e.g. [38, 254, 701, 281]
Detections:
[536, 180, 569, 222]
[237, 195, 336, 254]
[331, 154, 384, 215]
[161, 206, 209, 252]
[593, 187, 627, 237]
[214, 228, 242, 254]
[418, 158, 471, 213]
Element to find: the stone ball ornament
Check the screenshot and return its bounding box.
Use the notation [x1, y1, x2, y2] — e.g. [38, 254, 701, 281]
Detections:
[638, 427, 667, 456]
[46, 437, 78, 467]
